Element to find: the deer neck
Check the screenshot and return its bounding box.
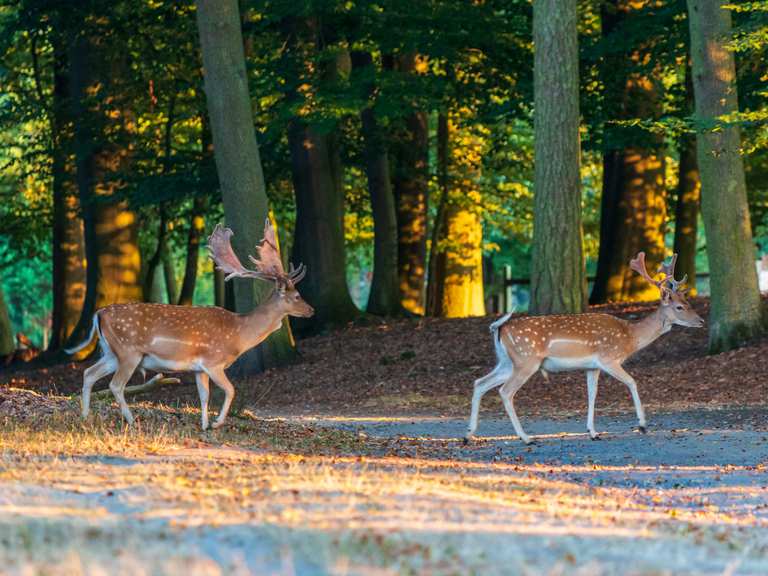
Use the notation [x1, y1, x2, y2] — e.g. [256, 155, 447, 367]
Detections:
[236, 292, 286, 349]
[630, 306, 671, 351]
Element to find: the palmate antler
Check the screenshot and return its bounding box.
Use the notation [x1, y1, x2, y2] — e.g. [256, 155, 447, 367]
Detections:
[207, 218, 306, 288]
[629, 252, 689, 295]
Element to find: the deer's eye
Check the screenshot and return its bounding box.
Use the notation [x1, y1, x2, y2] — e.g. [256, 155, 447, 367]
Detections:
[675, 305, 684, 311]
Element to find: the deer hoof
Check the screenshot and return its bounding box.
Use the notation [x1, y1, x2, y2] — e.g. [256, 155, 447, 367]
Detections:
[211, 420, 225, 430]
[463, 436, 472, 446]
[590, 434, 601, 441]
[638, 425, 647, 434]
[522, 437, 535, 446]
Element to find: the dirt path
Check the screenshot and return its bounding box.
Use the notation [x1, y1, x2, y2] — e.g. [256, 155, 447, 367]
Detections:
[2, 405, 767, 575]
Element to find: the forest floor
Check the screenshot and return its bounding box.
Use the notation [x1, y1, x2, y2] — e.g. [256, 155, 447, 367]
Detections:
[1, 297, 768, 574]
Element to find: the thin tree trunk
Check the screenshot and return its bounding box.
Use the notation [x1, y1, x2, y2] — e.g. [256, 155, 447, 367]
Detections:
[196, 0, 295, 372]
[672, 61, 700, 294]
[144, 209, 169, 302]
[66, 32, 142, 353]
[49, 39, 85, 350]
[529, 0, 586, 314]
[390, 54, 429, 315]
[351, 50, 400, 316]
[687, 0, 765, 352]
[0, 279, 13, 356]
[178, 196, 206, 306]
[178, 114, 213, 307]
[426, 114, 485, 318]
[591, 0, 667, 303]
[162, 247, 178, 304]
[673, 136, 700, 293]
[426, 114, 449, 315]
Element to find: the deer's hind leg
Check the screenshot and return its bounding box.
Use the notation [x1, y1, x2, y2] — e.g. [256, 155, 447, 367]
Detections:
[586, 369, 600, 440]
[107, 355, 141, 425]
[465, 361, 514, 443]
[81, 354, 117, 418]
[499, 360, 541, 445]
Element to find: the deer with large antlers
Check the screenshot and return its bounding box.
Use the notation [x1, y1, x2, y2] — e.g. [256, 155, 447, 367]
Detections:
[465, 252, 704, 445]
[66, 219, 313, 430]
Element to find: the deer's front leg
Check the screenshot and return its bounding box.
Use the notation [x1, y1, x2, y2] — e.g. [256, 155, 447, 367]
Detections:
[586, 370, 600, 440]
[601, 362, 646, 433]
[195, 372, 211, 430]
[204, 366, 236, 429]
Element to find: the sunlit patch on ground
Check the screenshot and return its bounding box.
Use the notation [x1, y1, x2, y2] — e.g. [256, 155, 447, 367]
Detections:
[0, 393, 767, 574]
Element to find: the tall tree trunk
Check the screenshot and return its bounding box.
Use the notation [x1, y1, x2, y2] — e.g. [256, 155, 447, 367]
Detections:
[178, 114, 213, 307]
[143, 209, 169, 302]
[284, 19, 358, 336]
[351, 50, 400, 316]
[162, 247, 178, 304]
[529, 0, 586, 315]
[591, 0, 667, 303]
[178, 196, 206, 306]
[0, 279, 13, 356]
[673, 138, 700, 293]
[390, 54, 429, 315]
[687, 0, 765, 352]
[196, 0, 295, 372]
[66, 32, 142, 352]
[426, 114, 485, 318]
[49, 39, 85, 350]
[673, 61, 700, 294]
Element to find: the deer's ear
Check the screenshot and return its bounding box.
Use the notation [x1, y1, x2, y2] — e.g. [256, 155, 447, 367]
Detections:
[661, 288, 672, 305]
[276, 280, 287, 296]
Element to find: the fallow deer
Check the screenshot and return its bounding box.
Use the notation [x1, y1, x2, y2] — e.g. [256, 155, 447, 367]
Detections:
[66, 219, 313, 429]
[465, 252, 704, 444]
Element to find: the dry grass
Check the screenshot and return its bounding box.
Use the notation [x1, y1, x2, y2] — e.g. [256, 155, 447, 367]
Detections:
[1, 397, 767, 575]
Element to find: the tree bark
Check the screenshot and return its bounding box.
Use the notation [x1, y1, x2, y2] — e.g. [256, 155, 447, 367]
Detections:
[529, 0, 586, 315]
[591, 0, 668, 304]
[351, 50, 400, 316]
[284, 19, 358, 336]
[66, 32, 142, 353]
[143, 209, 169, 302]
[672, 61, 700, 293]
[390, 54, 429, 315]
[426, 114, 485, 318]
[687, 0, 765, 352]
[673, 137, 700, 293]
[162, 246, 178, 304]
[0, 279, 13, 356]
[178, 196, 206, 306]
[49, 39, 85, 350]
[196, 0, 295, 371]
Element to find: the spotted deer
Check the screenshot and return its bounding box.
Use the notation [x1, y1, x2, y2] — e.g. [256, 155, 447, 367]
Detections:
[66, 219, 313, 430]
[466, 252, 704, 444]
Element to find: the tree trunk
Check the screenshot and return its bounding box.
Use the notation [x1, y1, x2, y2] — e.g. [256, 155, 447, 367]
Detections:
[673, 137, 700, 293]
[284, 19, 358, 336]
[49, 39, 86, 350]
[162, 247, 178, 304]
[672, 61, 700, 294]
[529, 0, 586, 315]
[196, 0, 295, 373]
[687, 0, 765, 352]
[178, 196, 206, 306]
[351, 50, 400, 316]
[426, 114, 485, 318]
[0, 279, 13, 356]
[391, 54, 429, 315]
[591, 0, 667, 304]
[143, 210, 169, 302]
[66, 32, 142, 353]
